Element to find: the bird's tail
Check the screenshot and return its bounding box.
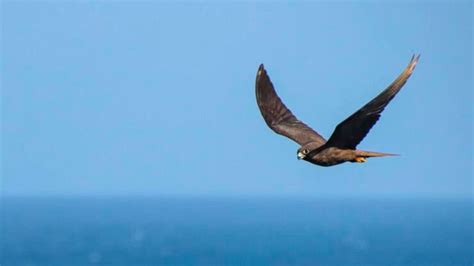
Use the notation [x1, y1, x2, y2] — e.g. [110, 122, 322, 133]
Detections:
[356, 150, 399, 158]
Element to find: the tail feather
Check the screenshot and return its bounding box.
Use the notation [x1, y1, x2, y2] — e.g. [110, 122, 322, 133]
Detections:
[356, 150, 399, 158]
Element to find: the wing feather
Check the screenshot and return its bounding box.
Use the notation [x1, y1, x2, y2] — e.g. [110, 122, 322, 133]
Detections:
[255, 64, 326, 146]
[326, 55, 420, 149]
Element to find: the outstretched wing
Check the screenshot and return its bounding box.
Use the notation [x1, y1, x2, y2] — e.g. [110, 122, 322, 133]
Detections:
[255, 64, 326, 146]
[326, 55, 420, 149]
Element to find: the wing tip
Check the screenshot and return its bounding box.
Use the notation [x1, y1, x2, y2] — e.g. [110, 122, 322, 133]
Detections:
[257, 63, 267, 81]
[408, 53, 421, 72]
[412, 53, 421, 63]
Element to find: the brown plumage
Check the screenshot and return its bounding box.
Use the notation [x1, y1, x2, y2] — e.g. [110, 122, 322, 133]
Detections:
[255, 55, 420, 167]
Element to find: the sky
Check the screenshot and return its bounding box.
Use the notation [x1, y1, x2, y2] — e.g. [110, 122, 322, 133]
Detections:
[1, 2, 472, 198]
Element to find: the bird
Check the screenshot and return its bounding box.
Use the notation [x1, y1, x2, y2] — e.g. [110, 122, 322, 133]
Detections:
[255, 55, 420, 167]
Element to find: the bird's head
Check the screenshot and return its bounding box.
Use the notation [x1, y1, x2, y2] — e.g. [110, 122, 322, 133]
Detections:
[297, 148, 310, 160]
[297, 142, 321, 160]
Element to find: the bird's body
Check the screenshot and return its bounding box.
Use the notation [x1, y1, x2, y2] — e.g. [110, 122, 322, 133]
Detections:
[300, 145, 395, 167]
[303, 146, 357, 167]
[255, 55, 420, 167]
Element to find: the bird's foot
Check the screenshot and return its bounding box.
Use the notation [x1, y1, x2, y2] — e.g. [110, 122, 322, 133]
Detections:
[354, 157, 366, 163]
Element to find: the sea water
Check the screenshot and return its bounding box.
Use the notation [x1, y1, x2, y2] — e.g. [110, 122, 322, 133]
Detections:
[1, 197, 472, 266]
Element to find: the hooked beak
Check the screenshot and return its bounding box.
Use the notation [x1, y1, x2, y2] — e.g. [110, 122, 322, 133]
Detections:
[297, 151, 305, 160]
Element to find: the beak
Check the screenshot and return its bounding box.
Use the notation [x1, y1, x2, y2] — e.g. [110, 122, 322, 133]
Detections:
[297, 151, 305, 160]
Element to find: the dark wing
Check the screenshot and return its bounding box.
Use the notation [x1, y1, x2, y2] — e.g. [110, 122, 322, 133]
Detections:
[255, 64, 326, 146]
[326, 55, 420, 149]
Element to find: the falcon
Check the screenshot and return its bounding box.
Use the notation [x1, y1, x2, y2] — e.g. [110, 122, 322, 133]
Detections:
[255, 55, 420, 167]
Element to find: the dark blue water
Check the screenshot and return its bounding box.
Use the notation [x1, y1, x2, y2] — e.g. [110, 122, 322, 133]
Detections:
[1, 197, 472, 266]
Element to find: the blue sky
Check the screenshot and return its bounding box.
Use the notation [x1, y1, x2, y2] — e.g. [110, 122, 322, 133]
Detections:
[2, 2, 472, 198]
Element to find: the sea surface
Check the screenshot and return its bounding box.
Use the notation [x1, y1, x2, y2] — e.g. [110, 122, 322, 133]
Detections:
[1, 197, 472, 266]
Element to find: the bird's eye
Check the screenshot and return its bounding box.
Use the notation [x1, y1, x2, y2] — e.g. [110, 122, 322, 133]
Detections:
[303, 149, 309, 154]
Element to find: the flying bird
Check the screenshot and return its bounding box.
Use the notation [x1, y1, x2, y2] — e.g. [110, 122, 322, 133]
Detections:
[255, 55, 420, 167]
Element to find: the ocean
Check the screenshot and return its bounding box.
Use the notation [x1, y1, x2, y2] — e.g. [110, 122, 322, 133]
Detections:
[1, 197, 472, 266]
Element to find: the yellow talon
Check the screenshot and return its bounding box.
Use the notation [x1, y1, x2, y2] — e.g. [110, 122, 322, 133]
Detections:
[355, 157, 366, 163]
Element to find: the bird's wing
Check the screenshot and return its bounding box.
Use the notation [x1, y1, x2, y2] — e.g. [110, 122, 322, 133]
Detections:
[326, 55, 420, 149]
[255, 64, 326, 146]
